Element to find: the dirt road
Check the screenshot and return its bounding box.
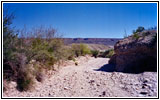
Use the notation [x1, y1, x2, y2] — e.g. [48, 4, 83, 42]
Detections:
[3, 56, 157, 97]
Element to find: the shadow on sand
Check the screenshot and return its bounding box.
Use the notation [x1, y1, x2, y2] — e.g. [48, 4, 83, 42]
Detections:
[95, 64, 116, 72]
[94, 64, 157, 74]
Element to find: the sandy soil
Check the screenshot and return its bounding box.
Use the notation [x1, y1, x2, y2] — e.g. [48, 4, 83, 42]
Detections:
[3, 56, 157, 97]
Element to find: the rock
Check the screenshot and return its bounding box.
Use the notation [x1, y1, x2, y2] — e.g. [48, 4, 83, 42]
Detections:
[96, 84, 100, 86]
[89, 80, 95, 84]
[143, 80, 148, 83]
[109, 30, 157, 73]
[48, 93, 51, 96]
[99, 95, 102, 97]
[64, 87, 69, 90]
[102, 91, 106, 96]
[142, 83, 148, 87]
[84, 71, 88, 73]
[140, 92, 148, 95]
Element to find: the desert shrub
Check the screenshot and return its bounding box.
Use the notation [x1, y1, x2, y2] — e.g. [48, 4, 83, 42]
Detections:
[16, 71, 34, 91]
[136, 26, 145, 33]
[133, 33, 140, 40]
[91, 50, 99, 58]
[99, 51, 108, 58]
[99, 49, 115, 58]
[34, 65, 44, 82]
[133, 26, 145, 34]
[3, 11, 19, 80]
[28, 62, 44, 82]
[79, 44, 91, 55]
[71, 44, 91, 57]
[49, 39, 66, 61]
[59, 46, 75, 61]
[25, 30, 66, 69]
[16, 64, 35, 92]
[132, 26, 145, 40]
[105, 49, 115, 58]
[4, 10, 94, 92]
[71, 44, 81, 57]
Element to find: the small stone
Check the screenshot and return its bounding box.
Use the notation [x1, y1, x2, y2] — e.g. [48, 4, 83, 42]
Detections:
[64, 87, 69, 90]
[142, 83, 148, 86]
[140, 92, 148, 95]
[89, 80, 95, 83]
[102, 91, 106, 96]
[147, 84, 152, 88]
[85, 71, 88, 73]
[143, 80, 148, 83]
[97, 84, 100, 86]
[142, 85, 145, 89]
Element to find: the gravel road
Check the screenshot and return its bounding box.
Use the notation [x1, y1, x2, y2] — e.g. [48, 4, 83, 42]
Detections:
[3, 56, 157, 97]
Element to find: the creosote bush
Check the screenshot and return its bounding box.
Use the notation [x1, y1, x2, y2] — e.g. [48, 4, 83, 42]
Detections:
[132, 26, 145, 40]
[98, 49, 115, 58]
[3, 12, 67, 91]
[133, 33, 140, 40]
[3, 17, 92, 91]
[91, 50, 99, 58]
[105, 49, 115, 58]
[16, 68, 35, 91]
[71, 43, 91, 57]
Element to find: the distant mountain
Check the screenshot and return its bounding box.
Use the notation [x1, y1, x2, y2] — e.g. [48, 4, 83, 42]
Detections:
[63, 38, 122, 46]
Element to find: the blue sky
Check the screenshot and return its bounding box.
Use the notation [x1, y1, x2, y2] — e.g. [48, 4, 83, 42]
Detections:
[3, 3, 157, 38]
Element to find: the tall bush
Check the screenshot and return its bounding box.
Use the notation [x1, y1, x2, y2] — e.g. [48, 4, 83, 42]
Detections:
[71, 44, 91, 57]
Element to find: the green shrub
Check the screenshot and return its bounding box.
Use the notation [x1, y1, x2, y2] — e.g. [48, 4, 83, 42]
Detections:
[132, 26, 145, 40]
[105, 49, 115, 58]
[71, 44, 91, 57]
[3, 11, 70, 92]
[91, 50, 99, 58]
[16, 68, 35, 91]
[71, 44, 81, 57]
[3, 11, 19, 81]
[136, 26, 145, 33]
[133, 26, 145, 34]
[133, 33, 140, 40]
[99, 49, 115, 58]
[79, 44, 91, 56]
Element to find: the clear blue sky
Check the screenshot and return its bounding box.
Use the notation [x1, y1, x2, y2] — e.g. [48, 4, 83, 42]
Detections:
[3, 3, 157, 38]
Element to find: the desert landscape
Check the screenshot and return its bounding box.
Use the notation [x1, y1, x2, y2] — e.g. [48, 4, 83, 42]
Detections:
[3, 29, 157, 97]
[2, 2, 158, 98]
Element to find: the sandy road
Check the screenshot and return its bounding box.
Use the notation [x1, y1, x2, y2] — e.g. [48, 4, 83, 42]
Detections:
[3, 56, 157, 97]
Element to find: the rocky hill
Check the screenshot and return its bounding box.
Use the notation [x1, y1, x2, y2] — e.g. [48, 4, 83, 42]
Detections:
[63, 38, 121, 46]
[109, 30, 157, 73]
